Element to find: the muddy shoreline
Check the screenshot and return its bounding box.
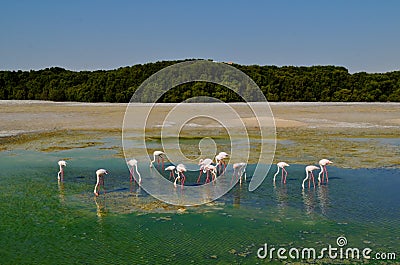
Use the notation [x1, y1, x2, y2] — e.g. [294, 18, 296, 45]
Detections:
[1, 101, 399, 168]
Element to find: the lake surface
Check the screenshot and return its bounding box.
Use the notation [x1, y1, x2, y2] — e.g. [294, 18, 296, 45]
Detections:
[0, 136, 398, 264]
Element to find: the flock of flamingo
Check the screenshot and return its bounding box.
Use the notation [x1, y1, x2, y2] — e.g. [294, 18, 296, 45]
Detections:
[57, 151, 333, 197]
[273, 159, 333, 189]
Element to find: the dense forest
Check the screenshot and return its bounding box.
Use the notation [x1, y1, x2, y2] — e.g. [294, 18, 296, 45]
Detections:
[1, 59, 400, 102]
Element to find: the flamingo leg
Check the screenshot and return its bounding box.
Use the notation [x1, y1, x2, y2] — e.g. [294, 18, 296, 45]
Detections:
[197, 170, 203, 183]
[221, 161, 226, 175]
[180, 173, 186, 188]
[285, 168, 288, 184]
[283, 168, 287, 184]
[281, 169, 284, 183]
[102, 177, 106, 194]
[162, 157, 164, 170]
[311, 172, 315, 188]
[325, 166, 329, 183]
[130, 168, 133, 182]
[308, 174, 311, 189]
[205, 170, 210, 183]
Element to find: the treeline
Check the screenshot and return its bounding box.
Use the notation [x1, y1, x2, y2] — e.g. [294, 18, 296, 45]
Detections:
[1, 59, 400, 102]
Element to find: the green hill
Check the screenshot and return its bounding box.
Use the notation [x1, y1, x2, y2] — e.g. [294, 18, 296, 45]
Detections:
[1, 59, 399, 102]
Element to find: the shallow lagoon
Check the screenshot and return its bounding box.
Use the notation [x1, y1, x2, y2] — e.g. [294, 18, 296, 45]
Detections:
[0, 136, 399, 264]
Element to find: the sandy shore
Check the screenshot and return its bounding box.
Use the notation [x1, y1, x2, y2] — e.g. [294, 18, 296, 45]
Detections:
[1, 100, 399, 134]
[1, 100, 399, 168]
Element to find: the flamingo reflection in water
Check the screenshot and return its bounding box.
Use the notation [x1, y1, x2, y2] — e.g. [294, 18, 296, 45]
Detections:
[302, 189, 316, 215]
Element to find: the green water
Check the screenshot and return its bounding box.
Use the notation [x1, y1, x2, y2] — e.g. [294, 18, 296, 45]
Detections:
[0, 137, 399, 264]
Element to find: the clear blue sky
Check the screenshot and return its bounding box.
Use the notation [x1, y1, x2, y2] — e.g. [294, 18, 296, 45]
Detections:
[1, 0, 399, 73]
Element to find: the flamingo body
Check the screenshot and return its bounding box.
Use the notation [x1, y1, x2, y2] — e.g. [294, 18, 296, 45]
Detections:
[57, 160, 67, 181]
[165, 165, 176, 180]
[203, 164, 217, 183]
[302, 165, 319, 189]
[215, 152, 229, 174]
[94, 169, 109, 196]
[197, 158, 214, 183]
[127, 159, 141, 184]
[150, 150, 165, 169]
[233, 162, 247, 184]
[318, 159, 333, 184]
[174, 164, 187, 188]
[273, 162, 289, 184]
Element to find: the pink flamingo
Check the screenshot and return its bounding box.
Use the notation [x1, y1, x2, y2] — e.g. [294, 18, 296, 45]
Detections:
[127, 159, 141, 184]
[302, 165, 319, 189]
[57, 160, 67, 181]
[233, 162, 247, 184]
[165, 165, 176, 180]
[203, 164, 218, 183]
[174, 164, 187, 188]
[150, 150, 165, 169]
[94, 169, 108, 196]
[273, 162, 289, 184]
[318, 159, 333, 184]
[215, 152, 229, 174]
[197, 158, 213, 183]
